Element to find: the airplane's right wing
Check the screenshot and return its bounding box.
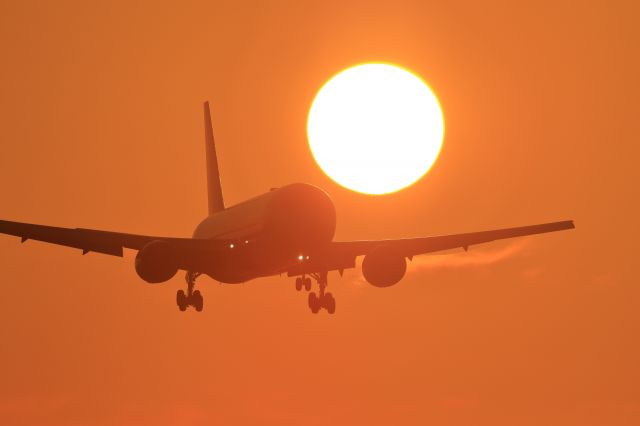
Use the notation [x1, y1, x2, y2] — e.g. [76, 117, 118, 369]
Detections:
[0, 219, 230, 272]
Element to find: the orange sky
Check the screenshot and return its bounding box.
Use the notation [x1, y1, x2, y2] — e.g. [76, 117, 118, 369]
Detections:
[0, 1, 638, 425]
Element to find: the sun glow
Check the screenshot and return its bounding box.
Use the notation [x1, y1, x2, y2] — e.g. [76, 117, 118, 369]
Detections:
[307, 63, 444, 195]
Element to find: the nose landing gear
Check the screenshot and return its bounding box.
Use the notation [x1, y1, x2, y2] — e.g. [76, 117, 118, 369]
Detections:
[295, 276, 312, 291]
[177, 271, 204, 312]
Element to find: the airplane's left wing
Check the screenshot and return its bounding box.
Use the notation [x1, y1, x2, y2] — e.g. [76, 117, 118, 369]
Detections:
[333, 220, 575, 258]
[289, 220, 575, 276]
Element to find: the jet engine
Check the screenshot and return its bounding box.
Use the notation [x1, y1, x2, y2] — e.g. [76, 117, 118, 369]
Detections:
[135, 240, 178, 283]
[361, 246, 407, 287]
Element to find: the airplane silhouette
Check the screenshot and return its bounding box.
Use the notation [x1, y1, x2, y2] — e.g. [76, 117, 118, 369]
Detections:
[0, 102, 575, 314]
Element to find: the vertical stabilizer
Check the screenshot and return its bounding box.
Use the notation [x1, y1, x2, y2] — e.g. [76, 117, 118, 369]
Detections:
[204, 101, 225, 214]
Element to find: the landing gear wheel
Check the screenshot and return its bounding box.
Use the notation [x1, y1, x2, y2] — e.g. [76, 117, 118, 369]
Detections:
[324, 292, 336, 314]
[192, 290, 204, 312]
[178, 271, 205, 312]
[308, 292, 320, 314]
[300, 271, 336, 314]
[176, 290, 188, 311]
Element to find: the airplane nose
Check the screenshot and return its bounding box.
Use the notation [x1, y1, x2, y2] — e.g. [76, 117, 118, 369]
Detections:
[263, 183, 336, 250]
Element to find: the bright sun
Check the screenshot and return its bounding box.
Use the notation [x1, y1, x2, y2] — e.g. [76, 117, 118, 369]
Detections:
[307, 63, 445, 195]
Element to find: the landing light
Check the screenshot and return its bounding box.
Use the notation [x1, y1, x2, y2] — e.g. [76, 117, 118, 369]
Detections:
[297, 255, 304, 261]
[229, 243, 235, 249]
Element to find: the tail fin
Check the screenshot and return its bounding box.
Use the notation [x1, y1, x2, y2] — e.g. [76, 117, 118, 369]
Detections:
[204, 101, 225, 214]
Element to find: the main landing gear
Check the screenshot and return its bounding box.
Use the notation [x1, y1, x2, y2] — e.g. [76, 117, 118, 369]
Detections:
[296, 271, 335, 314]
[177, 271, 204, 312]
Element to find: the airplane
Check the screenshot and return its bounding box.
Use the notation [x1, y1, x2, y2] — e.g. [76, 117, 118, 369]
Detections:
[0, 102, 575, 314]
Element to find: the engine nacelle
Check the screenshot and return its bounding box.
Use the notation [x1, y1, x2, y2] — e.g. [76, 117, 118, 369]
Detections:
[362, 246, 407, 288]
[135, 240, 178, 284]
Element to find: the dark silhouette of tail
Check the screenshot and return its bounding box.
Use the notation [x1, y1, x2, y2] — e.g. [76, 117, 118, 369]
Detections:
[204, 101, 225, 214]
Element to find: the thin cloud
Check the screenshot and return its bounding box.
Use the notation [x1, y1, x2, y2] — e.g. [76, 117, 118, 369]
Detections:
[347, 240, 530, 287]
[409, 239, 530, 271]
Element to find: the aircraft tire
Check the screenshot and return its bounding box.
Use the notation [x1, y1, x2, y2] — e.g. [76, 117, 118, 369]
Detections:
[193, 290, 204, 312]
[308, 292, 320, 314]
[325, 293, 336, 314]
[177, 290, 188, 312]
[303, 277, 312, 291]
[295, 277, 303, 291]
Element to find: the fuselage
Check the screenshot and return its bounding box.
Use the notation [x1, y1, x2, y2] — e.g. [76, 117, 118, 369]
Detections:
[192, 183, 336, 283]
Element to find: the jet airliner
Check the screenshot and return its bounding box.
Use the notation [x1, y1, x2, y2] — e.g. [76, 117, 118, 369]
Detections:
[0, 102, 574, 313]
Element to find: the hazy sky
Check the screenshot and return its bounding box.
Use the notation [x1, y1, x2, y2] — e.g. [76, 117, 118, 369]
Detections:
[0, 1, 638, 425]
